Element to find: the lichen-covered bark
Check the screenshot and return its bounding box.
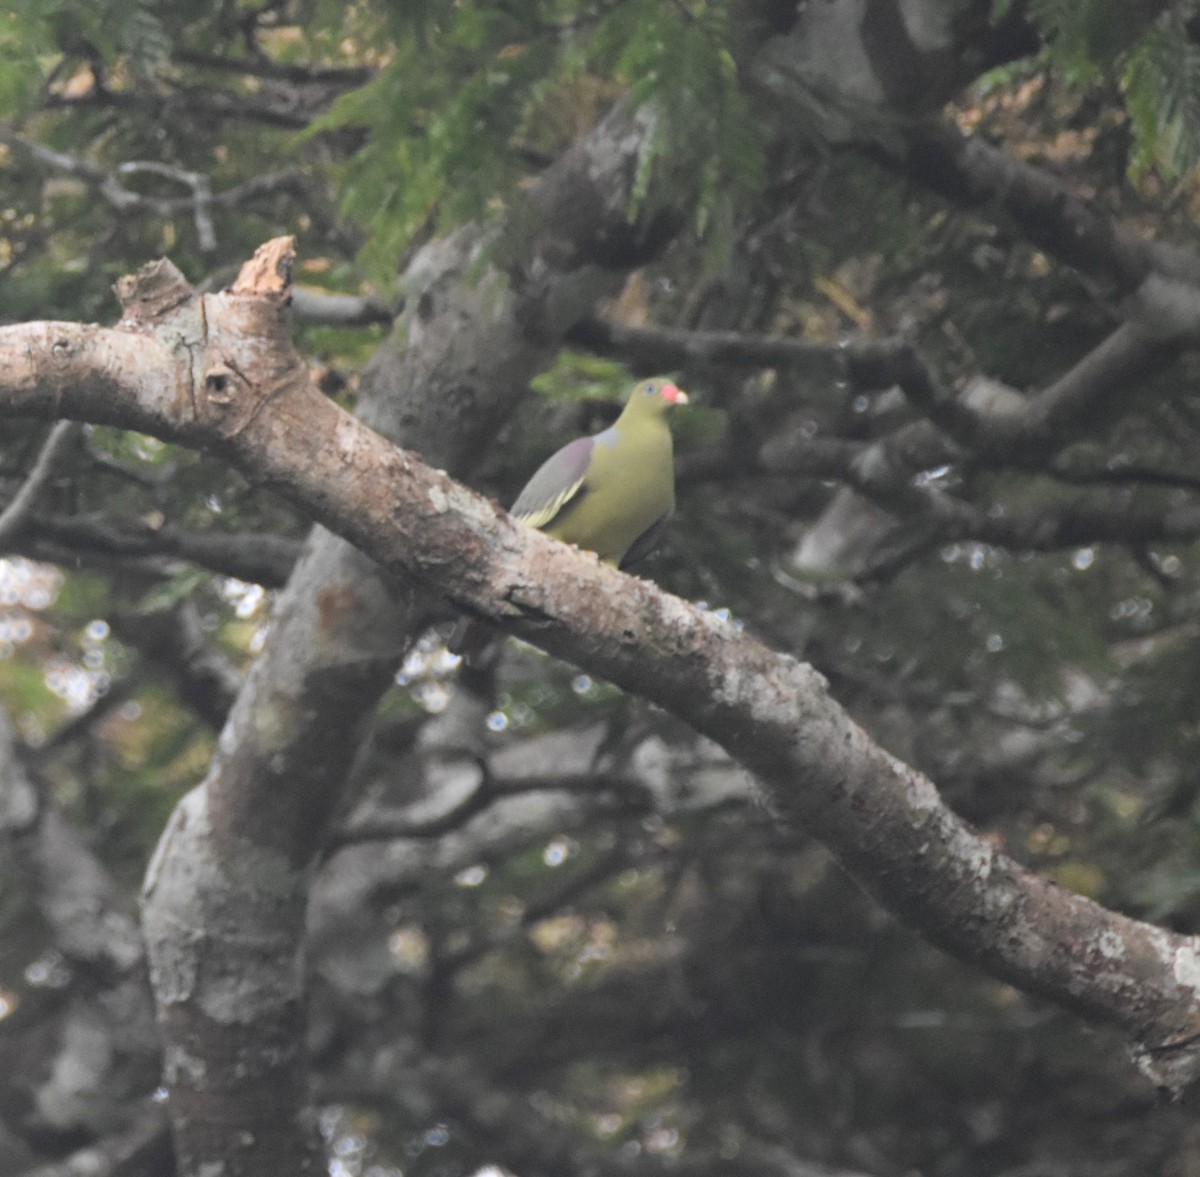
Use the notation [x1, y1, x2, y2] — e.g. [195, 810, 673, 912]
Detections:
[4, 243, 1200, 1108]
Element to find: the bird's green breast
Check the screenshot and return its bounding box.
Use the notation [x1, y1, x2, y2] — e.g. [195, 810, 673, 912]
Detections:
[544, 418, 675, 565]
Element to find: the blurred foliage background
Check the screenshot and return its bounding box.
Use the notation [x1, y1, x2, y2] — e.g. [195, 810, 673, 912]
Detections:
[5, 1, 1200, 1175]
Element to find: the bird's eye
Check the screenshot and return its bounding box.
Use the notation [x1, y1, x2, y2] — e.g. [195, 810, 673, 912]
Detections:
[643, 383, 655, 395]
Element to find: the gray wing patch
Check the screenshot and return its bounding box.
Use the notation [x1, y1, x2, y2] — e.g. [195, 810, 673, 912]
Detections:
[510, 435, 593, 530]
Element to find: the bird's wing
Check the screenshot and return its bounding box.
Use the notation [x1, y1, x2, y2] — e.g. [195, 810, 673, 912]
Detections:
[510, 435, 593, 530]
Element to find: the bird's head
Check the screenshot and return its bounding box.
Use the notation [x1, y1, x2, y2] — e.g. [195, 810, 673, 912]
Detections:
[622, 377, 689, 422]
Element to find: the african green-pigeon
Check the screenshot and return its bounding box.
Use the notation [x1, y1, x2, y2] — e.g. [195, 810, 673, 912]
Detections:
[511, 376, 688, 564]
[451, 377, 688, 655]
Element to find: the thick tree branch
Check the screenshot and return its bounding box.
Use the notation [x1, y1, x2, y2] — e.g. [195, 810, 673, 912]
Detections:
[893, 117, 1200, 307]
[1010, 322, 1183, 448]
[4, 243, 1200, 1100]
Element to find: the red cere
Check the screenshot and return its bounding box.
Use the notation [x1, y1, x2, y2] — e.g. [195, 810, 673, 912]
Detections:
[660, 383, 687, 404]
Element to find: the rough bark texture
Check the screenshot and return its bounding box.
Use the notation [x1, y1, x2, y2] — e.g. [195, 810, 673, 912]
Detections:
[4, 242, 1200, 1109]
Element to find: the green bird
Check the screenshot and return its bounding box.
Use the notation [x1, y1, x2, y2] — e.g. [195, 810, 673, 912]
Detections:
[451, 376, 688, 656]
[511, 376, 689, 565]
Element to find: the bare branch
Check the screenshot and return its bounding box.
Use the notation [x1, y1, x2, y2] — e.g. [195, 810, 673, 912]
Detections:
[117, 161, 217, 252]
[0, 128, 307, 248]
[0, 421, 79, 547]
[172, 48, 373, 87]
[32, 679, 136, 759]
[291, 287, 394, 327]
[568, 315, 873, 371]
[331, 770, 652, 846]
[1049, 461, 1200, 494]
[19, 514, 300, 586]
[44, 87, 317, 130]
[889, 117, 1200, 306]
[1012, 322, 1183, 448]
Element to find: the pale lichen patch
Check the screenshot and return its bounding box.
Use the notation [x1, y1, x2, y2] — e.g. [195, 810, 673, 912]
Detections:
[1095, 930, 1126, 961]
[429, 474, 503, 529]
[903, 768, 945, 815]
[333, 414, 370, 461]
[143, 783, 210, 901]
[223, 833, 301, 901]
[898, 0, 954, 51]
[965, 836, 995, 882]
[198, 951, 301, 1026]
[710, 663, 743, 709]
[692, 604, 739, 640]
[165, 1041, 209, 1085]
[252, 696, 298, 753]
[1173, 942, 1200, 998]
[710, 651, 808, 733]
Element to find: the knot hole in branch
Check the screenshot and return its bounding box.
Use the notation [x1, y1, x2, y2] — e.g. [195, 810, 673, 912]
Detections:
[204, 365, 237, 406]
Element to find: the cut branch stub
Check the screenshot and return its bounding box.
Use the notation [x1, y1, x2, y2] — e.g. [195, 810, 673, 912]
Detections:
[112, 237, 308, 440]
[113, 257, 193, 325]
[231, 235, 296, 297]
